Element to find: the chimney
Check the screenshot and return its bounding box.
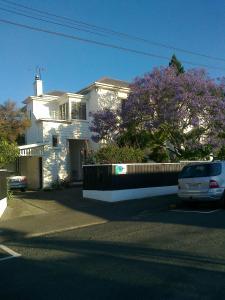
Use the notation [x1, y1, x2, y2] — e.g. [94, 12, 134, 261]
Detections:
[33, 75, 43, 96]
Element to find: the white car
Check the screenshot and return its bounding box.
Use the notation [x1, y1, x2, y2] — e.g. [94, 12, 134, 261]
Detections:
[178, 161, 225, 207]
[8, 175, 27, 192]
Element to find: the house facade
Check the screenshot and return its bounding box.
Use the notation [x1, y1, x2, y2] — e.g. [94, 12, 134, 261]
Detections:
[18, 76, 130, 189]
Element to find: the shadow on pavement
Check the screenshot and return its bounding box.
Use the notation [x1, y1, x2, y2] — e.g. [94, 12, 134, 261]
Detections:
[0, 228, 25, 243]
[8, 187, 225, 230]
[1, 236, 225, 299]
[11, 187, 178, 219]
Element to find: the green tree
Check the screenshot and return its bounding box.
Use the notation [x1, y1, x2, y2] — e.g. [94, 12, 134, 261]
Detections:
[0, 140, 19, 168]
[94, 145, 145, 164]
[169, 54, 184, 74]
[91, 67, 225, 162]
[0, 100, 30, 142]
[0, 100, 30, 168]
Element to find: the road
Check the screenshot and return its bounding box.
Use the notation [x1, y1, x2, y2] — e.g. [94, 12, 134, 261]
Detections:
[1, 206, 225, 299]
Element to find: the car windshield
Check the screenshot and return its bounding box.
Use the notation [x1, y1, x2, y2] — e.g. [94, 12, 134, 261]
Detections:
[179, 163, 222, 178]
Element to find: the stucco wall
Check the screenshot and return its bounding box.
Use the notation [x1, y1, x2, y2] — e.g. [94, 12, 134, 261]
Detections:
[42, 147, 69, 188]
[24, 83, 129, 187]
[26, 101, 43, 144]
[41, 120, 90, 187]
[87, 87, 129, 151]
[42, 120, 90, 142]
[97, 88, 128, 110]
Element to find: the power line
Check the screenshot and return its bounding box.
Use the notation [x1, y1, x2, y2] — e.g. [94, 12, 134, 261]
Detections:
[1, 18, 225, 72]
[0, 6, 108, 38]
[1, 0, 225, 63]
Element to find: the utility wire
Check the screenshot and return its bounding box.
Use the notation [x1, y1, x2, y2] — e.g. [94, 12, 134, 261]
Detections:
[1, 0, 225, 63]
[0, 6, 108, 38]
[1, 18, 225, 72]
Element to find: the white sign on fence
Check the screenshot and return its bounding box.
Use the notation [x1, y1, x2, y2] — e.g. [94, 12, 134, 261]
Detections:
[115, 164, 127, 175]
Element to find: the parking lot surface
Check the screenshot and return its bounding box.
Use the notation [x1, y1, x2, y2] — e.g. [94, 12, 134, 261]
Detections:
[1, 196, 225, 300]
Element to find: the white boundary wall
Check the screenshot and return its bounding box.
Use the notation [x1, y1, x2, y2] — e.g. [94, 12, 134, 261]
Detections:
[83, 186, 178, 202]
[0, 197, 7, 217]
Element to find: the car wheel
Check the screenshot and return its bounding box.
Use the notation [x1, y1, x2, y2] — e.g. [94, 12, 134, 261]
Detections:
[20, 188, 26, 192]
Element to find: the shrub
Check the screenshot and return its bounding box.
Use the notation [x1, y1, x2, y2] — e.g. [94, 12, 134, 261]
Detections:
[0, 140, 19, 168]
[94, 145, 145, 164]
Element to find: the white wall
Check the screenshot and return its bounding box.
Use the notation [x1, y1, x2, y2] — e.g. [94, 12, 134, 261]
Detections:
[87, 87, 129, 151]
[24, 83, 129, 187]
[0, 197, 7, 218]
[97, 88, 128, 110]
[42, 146, 69, 187]
[83, 186, 178, 202]
[33, 99, 51, 119]
[86, 89, 98, 116]
[41, 120, 90, 187]
[42, 120, 90, 142]
[26, 102, 44, 144]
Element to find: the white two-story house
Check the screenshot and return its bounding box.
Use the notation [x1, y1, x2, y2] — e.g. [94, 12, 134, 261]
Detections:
[18, 76, 130, 189]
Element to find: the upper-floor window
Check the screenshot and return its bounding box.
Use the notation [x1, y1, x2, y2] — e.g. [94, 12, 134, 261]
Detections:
[71, 102, 86, 120]
[52, 135, 59, 147]
[121, 98, 126, 111]
[59, 103, 69, 120]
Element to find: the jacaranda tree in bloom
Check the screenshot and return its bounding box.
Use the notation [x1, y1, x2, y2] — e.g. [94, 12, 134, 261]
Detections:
[90, 67, 225, 162]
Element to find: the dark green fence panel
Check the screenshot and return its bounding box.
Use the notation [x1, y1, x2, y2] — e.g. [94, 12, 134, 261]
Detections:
[83, 163, 188, 191]
[0, 170, 8, 200]
[83, 165, 113, 190]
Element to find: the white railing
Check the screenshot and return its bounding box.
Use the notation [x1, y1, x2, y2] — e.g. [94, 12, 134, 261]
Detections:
[19, 145, 46, 157]
[50, 110, 60, 119]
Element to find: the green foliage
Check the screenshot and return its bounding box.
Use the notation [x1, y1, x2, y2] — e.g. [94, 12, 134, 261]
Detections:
[147, 124, 212, 162]
[6, 177, 14, 202]
[83, 149, 97, 164]
[91, 66, 225, 163]
[169, 54, 184, 74]
[94, 145, 145, 164]
[0, 140, 19, 168]
[117, 127, 152, 149]
[50, 176, 71, 189]
[215, 146, 225, 160]
[0, 100, 30, 142]
[145, 127, 171, 162]
[7, 189, 14, 202]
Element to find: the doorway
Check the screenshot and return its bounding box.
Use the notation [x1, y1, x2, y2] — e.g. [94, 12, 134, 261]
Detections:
[69, 140, 86, 181]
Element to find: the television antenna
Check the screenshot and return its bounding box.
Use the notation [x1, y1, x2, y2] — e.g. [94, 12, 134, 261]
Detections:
[35, 66, 45, 79]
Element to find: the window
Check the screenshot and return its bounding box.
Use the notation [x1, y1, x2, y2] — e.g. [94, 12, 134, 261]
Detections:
[179, 163, 222, 179]
[28, 110, 32, 119]
[121, 98, 126, 111]
[52, 135, 59, 147]
[71, 102, 86, 120]
[59, 103, 69, 120]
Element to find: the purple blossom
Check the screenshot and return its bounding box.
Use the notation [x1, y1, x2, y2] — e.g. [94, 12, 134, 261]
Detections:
[90, 66, 225, 158]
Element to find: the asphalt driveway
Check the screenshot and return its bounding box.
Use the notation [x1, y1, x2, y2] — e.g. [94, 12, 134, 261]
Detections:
[0, 187, 180, 242]
[1, 205, 225, 299]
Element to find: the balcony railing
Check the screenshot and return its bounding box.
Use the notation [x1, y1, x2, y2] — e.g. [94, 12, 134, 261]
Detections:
[50, 111, 60, 120]
[19, 143, 47, 157]
[49, 110, 87, 121]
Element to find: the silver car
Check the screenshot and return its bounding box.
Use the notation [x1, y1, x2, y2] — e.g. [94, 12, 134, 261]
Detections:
[178, 161, 225, 206]
[8, 175, 27, 192]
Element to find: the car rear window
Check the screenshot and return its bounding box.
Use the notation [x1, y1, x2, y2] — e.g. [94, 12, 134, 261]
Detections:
[179, 163, 222, 178]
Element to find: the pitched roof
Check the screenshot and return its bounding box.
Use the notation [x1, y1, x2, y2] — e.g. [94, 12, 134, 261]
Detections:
[46, 90, 66, 96]
[96, 77, 130, 88]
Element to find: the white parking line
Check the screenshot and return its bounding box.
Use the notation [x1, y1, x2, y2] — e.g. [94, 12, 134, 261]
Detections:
[0, 244, 21, 262]
[170, 209, 221, 214]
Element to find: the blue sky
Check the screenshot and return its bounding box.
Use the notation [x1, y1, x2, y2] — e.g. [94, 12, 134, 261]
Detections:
[0, 0, 225, 105]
